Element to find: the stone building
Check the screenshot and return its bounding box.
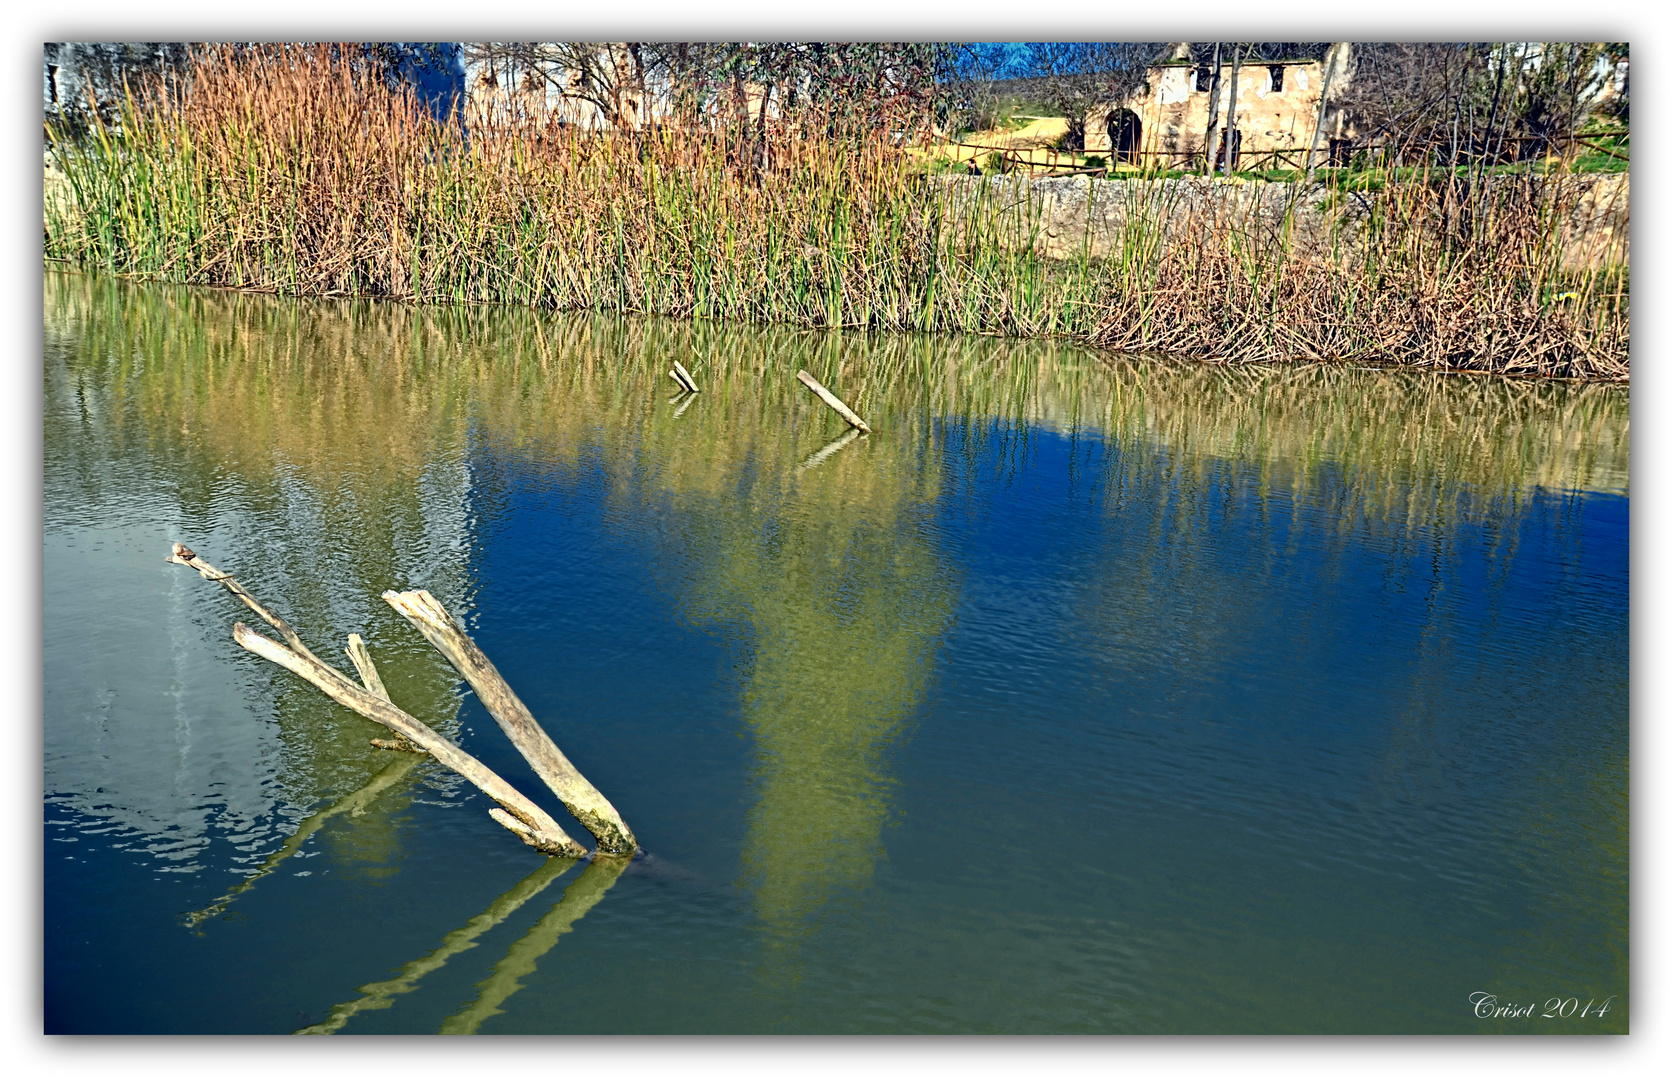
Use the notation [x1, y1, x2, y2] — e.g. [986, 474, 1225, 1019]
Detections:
[1085, 43, 1356, 169]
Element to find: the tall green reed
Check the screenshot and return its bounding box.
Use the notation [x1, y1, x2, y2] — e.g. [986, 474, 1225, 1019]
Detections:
[43, 44, 1627, 379]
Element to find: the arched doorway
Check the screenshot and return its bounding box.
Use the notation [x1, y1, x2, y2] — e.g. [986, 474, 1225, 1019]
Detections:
[1108, 109, 1141, 165]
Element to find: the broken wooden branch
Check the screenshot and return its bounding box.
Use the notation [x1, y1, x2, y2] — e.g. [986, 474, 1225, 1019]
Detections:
[382, 589, 639, 855]
[168, 544, 588, 859]
[796, 369, 871, 433]
[233, 623, 587, 858]
[671, 359, 700, 393]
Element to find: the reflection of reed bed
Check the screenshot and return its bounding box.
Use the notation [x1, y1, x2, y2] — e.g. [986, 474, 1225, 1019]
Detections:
[44, 45, 1625, 379]
[48, 269, 1627, 516]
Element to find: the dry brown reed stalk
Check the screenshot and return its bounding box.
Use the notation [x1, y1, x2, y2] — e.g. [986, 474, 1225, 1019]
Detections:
[43, 45, 1627, 380]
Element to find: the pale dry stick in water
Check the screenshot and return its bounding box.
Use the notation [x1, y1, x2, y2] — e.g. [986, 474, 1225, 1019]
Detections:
[382, 589, 639, 855]
[796, 369, 871, 433]
[671, 359, 700, 393]
[166, 543, 588, 858]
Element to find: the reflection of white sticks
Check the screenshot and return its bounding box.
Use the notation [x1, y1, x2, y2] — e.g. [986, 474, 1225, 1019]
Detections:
[799, 426, 864, 470]
[669, 360, 699, 393]
[297, 856, 578, 1034]
[672, 392, 697, 419]
[796, 370, 870, 433]
[439, 854, 630, 1035]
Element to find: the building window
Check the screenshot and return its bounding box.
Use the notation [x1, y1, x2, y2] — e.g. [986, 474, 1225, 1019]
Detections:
[1195, 67, 1212, 92]
[1268, 65, 1284, 93]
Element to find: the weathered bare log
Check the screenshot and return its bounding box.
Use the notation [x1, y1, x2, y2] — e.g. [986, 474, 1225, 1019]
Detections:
[167, 543, 334, 669]
[234, 623, 588, 858]
[168, 543, 587, 858]
[671, 359, 700, 393]
[795, 369, 871, 433]
[382, 589, 638, 855]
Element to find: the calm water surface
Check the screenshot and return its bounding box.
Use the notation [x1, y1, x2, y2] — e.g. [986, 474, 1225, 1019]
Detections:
[43, 271, 1629, 1033]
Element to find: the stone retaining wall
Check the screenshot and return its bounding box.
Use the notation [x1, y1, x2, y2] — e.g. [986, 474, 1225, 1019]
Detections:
[932, 172, 1629, 271]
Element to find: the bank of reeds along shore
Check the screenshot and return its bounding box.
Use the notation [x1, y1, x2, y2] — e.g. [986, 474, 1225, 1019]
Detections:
[44, 45, 1627, 380]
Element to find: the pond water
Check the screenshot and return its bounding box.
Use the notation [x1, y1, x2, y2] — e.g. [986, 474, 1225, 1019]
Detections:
[43, 270, 1629, 1034]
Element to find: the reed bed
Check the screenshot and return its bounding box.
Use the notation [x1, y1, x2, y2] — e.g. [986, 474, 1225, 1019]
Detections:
[44, 45, 1628, 379]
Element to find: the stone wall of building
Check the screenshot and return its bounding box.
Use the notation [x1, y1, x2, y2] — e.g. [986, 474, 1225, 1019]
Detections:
[1085, 45, 1355, 167]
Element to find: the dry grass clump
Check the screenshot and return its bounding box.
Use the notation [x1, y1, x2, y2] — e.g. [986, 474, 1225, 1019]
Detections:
[44, 44, 1627, 379]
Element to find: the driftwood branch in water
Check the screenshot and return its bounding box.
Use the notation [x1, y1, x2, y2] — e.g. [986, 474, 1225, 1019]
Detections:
[168, 543, 588, 859]
[233, 624, 586, 858]
[670, 359, 700, 393]
[382, 589, 639, 855]
[345, 633, 389, 700]
[796, 370, 871, 433]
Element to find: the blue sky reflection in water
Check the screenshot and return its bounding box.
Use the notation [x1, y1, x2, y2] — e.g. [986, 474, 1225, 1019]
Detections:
[42, 271, 1627, 1033]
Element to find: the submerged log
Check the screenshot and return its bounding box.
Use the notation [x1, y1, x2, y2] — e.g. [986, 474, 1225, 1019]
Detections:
[795, 370, 871, 433]
[168, 544, 588, 858]
[382, 589, 639, 855]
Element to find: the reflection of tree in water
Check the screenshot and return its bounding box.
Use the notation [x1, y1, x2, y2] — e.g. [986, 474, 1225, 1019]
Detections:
[674, 447, 955, 979]
[461, 320, 973, 979]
